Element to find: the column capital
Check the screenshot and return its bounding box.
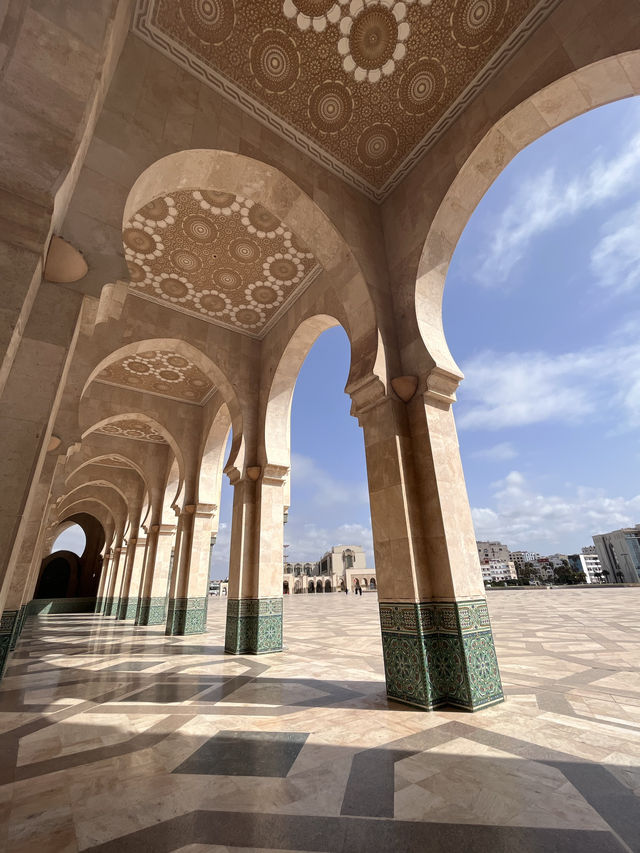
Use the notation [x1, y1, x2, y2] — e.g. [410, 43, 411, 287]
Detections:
[347, 373, 387, 419]
[183, 503, 217, 518]
[423, 366, 461, 407]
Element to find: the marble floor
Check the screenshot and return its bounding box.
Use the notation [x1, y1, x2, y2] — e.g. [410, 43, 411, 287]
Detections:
[1, 589, 640, 852]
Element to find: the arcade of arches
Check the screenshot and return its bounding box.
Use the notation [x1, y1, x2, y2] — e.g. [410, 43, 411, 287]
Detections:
[2, 1, 640, 725]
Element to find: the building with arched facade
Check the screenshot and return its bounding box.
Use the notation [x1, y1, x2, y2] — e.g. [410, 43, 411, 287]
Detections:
[284, 544, 376, 592]
[1, 0, 639, 728]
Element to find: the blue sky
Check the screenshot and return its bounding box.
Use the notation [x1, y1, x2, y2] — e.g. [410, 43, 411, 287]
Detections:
[58, 96, 640, 570]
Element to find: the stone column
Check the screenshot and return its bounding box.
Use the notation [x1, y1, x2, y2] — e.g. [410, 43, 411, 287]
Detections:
[136, 523, 175, 625]
[116, 536, 147, 621]
[355, 382, 503, 712]
[95, 548, 112, 614]
[224, 466, 287, 655]
[166, 504, 215, 635]
[103, 543, 124, 615]
[0, 453, 58, 674]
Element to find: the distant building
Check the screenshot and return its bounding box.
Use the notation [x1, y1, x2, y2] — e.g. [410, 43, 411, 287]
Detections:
[283, 545, 376, 593]
[593, 525, 640, 583]
[481, 560, 518, 584]
[477, 541, 511, 564]
[510, 551, 541, 575]
[568, 548, 602, 583]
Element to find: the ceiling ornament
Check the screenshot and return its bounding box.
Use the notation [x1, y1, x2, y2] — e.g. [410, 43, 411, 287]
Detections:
[94, 456, 135, 469]
[95, 419, 168, 443]
[94, 349, 215, 404]
[133, 0, 560, 201]
[124, 190, 320, 338]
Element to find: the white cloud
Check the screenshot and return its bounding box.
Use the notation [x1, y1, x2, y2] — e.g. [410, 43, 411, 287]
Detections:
[284, 520, 374, 566]
[458, 339, 640, 431]
[476, 130, 640, 286]
[590, 201, 640, 294]
[472, 470, 640, 553]
[471, 442, 517, 461]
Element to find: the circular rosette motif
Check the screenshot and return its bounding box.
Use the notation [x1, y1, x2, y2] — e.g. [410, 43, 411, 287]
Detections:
[398, 58, 446, 115]
[231, 305, 266, 330]
[263, 253, 304, 286]
[356, 122, 398, 168]
[193, 190, 240, 215]
[123, 224, 164, 260]
[308, 80, 353, 133]
[134, 196, 177, 229]
[152, 274, 194, 303]
[212, 267, 244, 292]
[240, 200, 285, 239]
[193, 290, 232, 317]
[228, 236, 262, 264]
[121, 357, 153, 377]
[179, 0, 234, 44]
[283, 232, 314, 259]
[282, 0, 348, 32]
[169, 248, 203, 276]
[250, 29, 301, 94]
[338, 0, 410, 83]
[182, 214, 218, 244]
[126, 260, 150, 285]
[246, 281, 284, 309]
[450, 0, 508, 49]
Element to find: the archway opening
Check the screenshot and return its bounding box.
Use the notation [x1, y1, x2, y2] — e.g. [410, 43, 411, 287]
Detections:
[439, 96, 640, 584]
[51, 524, 86, 557]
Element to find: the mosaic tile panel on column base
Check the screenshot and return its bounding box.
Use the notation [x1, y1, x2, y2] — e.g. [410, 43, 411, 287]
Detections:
[165, 597, 208, 635]
[0, 611, 18, 676]
[379, 599, 503, 712]
[104, 597, 117, 616]
[13, 605, 28, 648]
[95, 597, 104, 614]
[224, 598, 283, 655]
[116, 597, 138, 621]
[136, 597, 167, 626]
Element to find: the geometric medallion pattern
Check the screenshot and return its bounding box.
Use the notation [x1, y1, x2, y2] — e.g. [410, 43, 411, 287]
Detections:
[124, 190, 320, 337]
[379, 598, 503, 710]
[95, 418, 167, 444]
[166, 597, 209, 635]
[134, 0, 559, 199]
[94, 349, 215, 404]
[225, 597, 284, 654]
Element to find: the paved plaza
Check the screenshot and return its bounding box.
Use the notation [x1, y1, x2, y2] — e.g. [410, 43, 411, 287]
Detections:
[1, 589, 639, 852]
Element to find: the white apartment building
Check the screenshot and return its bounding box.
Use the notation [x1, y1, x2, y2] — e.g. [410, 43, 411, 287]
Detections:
[510, 551, 541, 574]
[481, 560, 518, 584]
[567, 549, 603, 583]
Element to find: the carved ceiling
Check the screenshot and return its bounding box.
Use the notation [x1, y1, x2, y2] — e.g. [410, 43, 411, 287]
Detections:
[133, 0, 559, 200]
[124, 191, 320, 336]
[94, 419, 167, 443]
[94, 349, 215, 404]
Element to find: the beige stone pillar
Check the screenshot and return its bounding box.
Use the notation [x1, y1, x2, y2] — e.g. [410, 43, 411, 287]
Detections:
[103, 541, 124, 616]
[117, 536, 147, 621]
[114, 503, 143, 620]
[354, 383, 503, 712]
[136, 523, 175, 625]
[224, 466, 287, 655]
[166, 504, 215, 635]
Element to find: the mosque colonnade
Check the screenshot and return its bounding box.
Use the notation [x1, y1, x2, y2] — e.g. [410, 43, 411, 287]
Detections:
[1, 0, 639, 713]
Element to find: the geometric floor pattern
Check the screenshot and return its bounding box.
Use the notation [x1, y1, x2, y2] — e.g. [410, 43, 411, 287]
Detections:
[1, 589, 639, 851]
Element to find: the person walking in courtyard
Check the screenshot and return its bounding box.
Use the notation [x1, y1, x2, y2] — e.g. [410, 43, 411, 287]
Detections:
[355, 580, 362, 596]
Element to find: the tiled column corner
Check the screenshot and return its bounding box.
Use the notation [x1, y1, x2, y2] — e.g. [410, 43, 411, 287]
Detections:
[136, 596, 168, 626]
[224, 598, 283, 655]
[9, 605, 27, 651]
[116, 597, 138, 621]
[0, 610, 19, 677]
[104, 597, 116, 616]
[379, 599, 503, 711]
[95, 597, 104, 614]
[165, 597, 208, 635]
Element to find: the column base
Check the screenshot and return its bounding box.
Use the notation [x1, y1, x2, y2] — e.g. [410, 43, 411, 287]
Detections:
[224, 598, 283, 655]
[95, 597, 104, 614]
[115, 597, 138, 620]
[9, 605, 27, 651]
[104, 597, 116, 616]
[379, 599, 504, 711]
[0, 610, 19, 678]
[165, 597, 207, 635]
[136, 597, 167, 626]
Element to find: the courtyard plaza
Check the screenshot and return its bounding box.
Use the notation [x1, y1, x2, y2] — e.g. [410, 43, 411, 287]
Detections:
[0, 589, 639, 852]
